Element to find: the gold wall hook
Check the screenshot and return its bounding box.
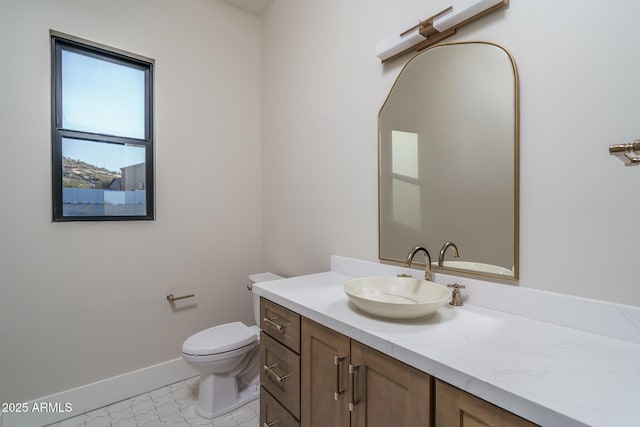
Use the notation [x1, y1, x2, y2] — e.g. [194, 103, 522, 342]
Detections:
[609, 140, 640, 166]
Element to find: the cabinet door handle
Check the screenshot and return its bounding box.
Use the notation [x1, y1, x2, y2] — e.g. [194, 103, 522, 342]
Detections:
[263, 316, 289, 333]
[349, 364, 360, 411]
[334, 355, 345, 400]
[263, 418, 279, 427]
[263, 363, 290, 383]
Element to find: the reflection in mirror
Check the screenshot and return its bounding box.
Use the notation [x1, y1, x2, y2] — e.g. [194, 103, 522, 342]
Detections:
[379, 42, 518, 280]
[391, 130, 421, 229]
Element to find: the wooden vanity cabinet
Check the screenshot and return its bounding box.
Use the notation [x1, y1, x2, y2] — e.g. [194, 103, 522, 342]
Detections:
[435, 379, 538, 427]
[301, 318, 431, 427]
[259, 298, 539, 427]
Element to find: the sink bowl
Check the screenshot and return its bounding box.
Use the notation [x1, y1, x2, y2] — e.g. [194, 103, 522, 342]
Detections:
[343, 276, 451, 320]
[434, 261, 512, 276]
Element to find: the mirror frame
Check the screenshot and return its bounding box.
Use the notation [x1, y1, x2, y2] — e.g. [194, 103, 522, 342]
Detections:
[378, 41, 519, 281]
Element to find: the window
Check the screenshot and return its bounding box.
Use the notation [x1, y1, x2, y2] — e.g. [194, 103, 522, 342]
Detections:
[51, 33, 154, 221]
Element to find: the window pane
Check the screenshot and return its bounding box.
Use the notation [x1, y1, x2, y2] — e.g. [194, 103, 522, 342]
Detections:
[61, 49, 146, 139]
[62, 138, 146, 216]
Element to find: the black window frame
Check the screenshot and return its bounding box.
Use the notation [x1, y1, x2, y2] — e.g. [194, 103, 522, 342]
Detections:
[51, 33, 154, 221]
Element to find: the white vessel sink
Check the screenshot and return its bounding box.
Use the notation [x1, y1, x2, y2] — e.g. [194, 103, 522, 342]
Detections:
[343, 276, 451, 320]
[435, 261, 512, 276]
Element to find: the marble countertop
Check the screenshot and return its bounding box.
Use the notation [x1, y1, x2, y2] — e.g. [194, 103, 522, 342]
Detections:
[252, 262, 640, 427]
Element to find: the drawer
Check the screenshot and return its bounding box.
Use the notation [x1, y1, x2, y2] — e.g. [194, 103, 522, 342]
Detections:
[261, 386, 300, 427]
[260, 331, 301, 419]
[260, 298, 301, 353]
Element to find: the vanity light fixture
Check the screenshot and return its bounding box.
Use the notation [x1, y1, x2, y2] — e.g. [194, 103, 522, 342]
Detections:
[375, 0, 508, 63]
[609, 140, 640, 166]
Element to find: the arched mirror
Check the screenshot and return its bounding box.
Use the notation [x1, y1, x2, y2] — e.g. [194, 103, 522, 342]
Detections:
[379, 42, 519, 280]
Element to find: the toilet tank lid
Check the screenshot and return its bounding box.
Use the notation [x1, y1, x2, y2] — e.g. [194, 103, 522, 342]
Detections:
[182, 321, 257, 356]
[249, 272, 283, 283]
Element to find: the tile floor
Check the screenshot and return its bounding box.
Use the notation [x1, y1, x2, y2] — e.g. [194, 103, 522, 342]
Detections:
[46, 377, 259, 427]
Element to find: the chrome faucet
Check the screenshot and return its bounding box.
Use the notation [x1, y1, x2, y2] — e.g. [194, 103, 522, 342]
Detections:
[438, 241, 460, 267]
[404, 246, 433, 281]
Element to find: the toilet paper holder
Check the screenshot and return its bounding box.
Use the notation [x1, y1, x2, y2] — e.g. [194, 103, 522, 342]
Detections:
[166, 293, 195, 302]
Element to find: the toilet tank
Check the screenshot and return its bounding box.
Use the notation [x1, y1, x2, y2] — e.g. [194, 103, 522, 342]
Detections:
[249, 272, 283, 326]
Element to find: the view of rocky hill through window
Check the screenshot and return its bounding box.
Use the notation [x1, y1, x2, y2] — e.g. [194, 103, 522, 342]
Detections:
[62, 156, 121, 189]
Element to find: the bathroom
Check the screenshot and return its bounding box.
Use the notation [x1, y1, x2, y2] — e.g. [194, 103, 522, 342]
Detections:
[0, 0, 638, 426]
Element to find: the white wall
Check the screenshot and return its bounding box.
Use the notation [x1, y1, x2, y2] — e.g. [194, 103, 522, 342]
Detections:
[0, 0, 262, 403]
[261, 0, 640, 306]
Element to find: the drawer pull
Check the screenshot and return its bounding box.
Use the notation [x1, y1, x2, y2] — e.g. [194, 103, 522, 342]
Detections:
[349, 364, 360, 411]
[263, 363, 290, 383]
[263, 419, 279, 427]
[263, 316, 289, 333]
[334, 355, 345, 400]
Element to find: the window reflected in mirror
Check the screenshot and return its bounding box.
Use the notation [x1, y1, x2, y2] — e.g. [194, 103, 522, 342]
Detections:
[391, 130, 422, 230]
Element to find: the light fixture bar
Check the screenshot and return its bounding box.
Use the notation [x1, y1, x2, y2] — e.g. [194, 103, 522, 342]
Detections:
[433, 0, 504, 32]
[376, 0, 508, 63]
[375, 25, 427, 61]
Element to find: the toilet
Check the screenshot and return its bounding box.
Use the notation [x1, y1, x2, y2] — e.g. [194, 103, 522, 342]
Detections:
[181, 273, 282, 419]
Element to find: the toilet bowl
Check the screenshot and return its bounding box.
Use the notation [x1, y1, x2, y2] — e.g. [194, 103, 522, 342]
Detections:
[182, 272, 282, 419]
[182, 322, 260, 418]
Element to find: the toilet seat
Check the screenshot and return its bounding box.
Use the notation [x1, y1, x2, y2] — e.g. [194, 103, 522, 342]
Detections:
[182, 321, 257, 356]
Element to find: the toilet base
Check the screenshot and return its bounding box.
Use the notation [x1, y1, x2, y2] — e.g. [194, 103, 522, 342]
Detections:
[195, 372, 260, 419]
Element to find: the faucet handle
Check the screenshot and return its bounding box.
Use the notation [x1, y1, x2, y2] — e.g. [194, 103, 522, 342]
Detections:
[447, 284, 466, 306]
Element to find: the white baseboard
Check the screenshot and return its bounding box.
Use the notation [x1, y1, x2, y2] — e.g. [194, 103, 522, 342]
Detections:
[3, 357, 198, 427]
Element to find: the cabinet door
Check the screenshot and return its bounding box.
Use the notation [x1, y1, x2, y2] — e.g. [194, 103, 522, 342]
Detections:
[350, 340, 431, 427]
[301, 318, 351, 427]
[435, 379, 538, 427]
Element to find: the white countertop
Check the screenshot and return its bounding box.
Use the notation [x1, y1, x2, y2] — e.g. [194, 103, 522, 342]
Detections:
[252, 260, 640, 427]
